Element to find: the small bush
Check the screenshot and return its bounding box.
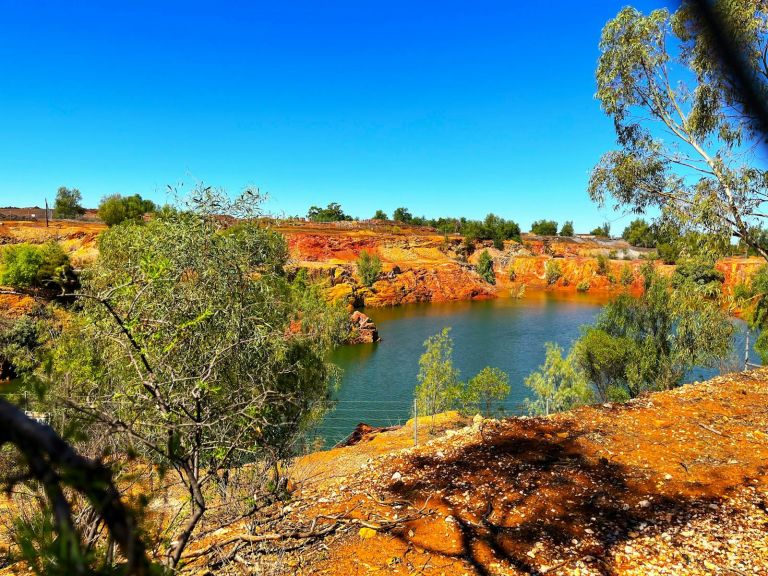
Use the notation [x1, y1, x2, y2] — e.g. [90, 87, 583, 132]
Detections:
[98, 193, 157, 226]
[462, 366, 510, 417]
[477, 250, 495, 284]
[576, 280, 590, 292]
[0, 242, 73, 289]
[596, 254, 609, 275]
[608, 250, 618, 259]
[357, 251, 382, 287]
[620, 265, 634, 286]
[545, 260, 562, 285]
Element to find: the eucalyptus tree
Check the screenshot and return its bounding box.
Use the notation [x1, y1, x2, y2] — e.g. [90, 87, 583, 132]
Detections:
[47, 188, 347, 568]
[590, 2, 768, 258]
[415, 327, 461, 426]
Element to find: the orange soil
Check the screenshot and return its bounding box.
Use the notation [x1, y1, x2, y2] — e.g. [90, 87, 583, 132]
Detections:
[295, 370, 768, 575]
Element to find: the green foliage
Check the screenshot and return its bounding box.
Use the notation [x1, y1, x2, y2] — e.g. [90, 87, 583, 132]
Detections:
[0, 242, 74, 289]
[462, 366, 510, 417]
[357, 250, 382, 287]
[576, 280, 590, 292]
[372, 209, 388, 220]
[97, 193, 157, 226]
[559, 221, 574, 237]
[572, 266, 733, 401]
[620, 264, 634, 286]
[622, 218, 656, 247]
[732, 265, 768, 362]
[595, 254, 610, 276]
[53, 187, 85, 219]
[544, 259, 562, 285]
[476, 250, 495, 284]
[0, 310, 52, 386]
[590, 3, 768, 260]
[525, 343, 593, 415]
[590, 223, 611, 237]
[531, 219, 558, 236]
[393, 207, 413, 223]
[48, 189, 346, 565]
[655, 242, 679, 265]
[415, 327, 461, 422]
[671, 258, 725, 298]
[307, 202, 352, 222]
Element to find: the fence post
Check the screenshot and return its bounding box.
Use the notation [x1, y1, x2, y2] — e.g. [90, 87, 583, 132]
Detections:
[413, 398, 418, 447]
[745, 329, 750, 371]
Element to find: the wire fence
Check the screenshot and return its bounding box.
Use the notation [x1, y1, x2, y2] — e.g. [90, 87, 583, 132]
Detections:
[0, 390, 527, 449]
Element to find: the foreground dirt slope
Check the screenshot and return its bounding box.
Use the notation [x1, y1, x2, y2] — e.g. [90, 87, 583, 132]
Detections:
[294, 370, 768, 575]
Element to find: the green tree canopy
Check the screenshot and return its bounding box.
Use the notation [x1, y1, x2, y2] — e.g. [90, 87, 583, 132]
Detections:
[372, 209, 388, 220]
[559, 221, 575, 237]
[622, 218, 656, 247]
[307, 202, 352, 222]
[590, 3, 768, 259]
[393, 207, 413, 223]
[590, 223, 611, 237]
[464, 366, 510, 417]
[415, 327, 461, 424]
[97, 193, 157, 226]
[47, 189, 347, 566]
[530, 220, 558, 236]
[53, 187, 85, 219]
[525, 343, 592, 415]
[573, 264, 732, 401]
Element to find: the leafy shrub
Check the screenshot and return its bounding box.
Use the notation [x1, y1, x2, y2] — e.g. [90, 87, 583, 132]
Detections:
[98, 194, 157, 226]
[525, 343, 593, 415]
[531, 220, 558, 236]
[620, 265, 634, 286]
[596, 254, 609, 275]
[477, 250, 495, 284]
[372, 209, 387, 220]
[656, 242, 679, 264]
[576, 280, 590, 292]
[356, 250, 382, 287]
[307, 202, 352, 222]
[560, 221, 574, 237]
[415, 327, 462, 424]
[671, 259, 724, 298]
[462, 366, 510, 417]
[0, 242, 73, 289]
[545, 260, 562, 285]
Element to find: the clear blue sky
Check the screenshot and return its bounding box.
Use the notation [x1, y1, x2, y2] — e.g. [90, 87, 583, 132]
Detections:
[0, 0, 675, 232]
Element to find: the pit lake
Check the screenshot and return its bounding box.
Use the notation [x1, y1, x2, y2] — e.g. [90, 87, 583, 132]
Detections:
[316, 291, 760, 445]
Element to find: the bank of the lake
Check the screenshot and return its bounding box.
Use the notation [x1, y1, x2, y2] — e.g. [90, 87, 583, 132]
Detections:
[317, 291, 760, 445]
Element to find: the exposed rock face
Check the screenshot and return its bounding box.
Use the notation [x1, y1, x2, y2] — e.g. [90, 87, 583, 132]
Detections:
[348, 310, 379, 344]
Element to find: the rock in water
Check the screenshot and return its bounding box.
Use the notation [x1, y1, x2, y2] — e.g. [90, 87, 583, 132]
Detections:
[349, 310, 380, 344]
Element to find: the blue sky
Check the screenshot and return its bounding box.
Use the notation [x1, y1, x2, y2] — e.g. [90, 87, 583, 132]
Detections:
[0, 0, 676, 231]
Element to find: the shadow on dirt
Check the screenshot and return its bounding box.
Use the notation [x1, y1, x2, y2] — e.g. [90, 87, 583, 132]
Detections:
[386, 418, 738, 575]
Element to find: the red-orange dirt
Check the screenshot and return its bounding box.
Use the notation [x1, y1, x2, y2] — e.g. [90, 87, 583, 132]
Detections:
[288, 370, 768, 575]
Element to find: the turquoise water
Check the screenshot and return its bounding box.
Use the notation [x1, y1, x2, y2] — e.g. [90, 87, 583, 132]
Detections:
[317, 292, 759, 445]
